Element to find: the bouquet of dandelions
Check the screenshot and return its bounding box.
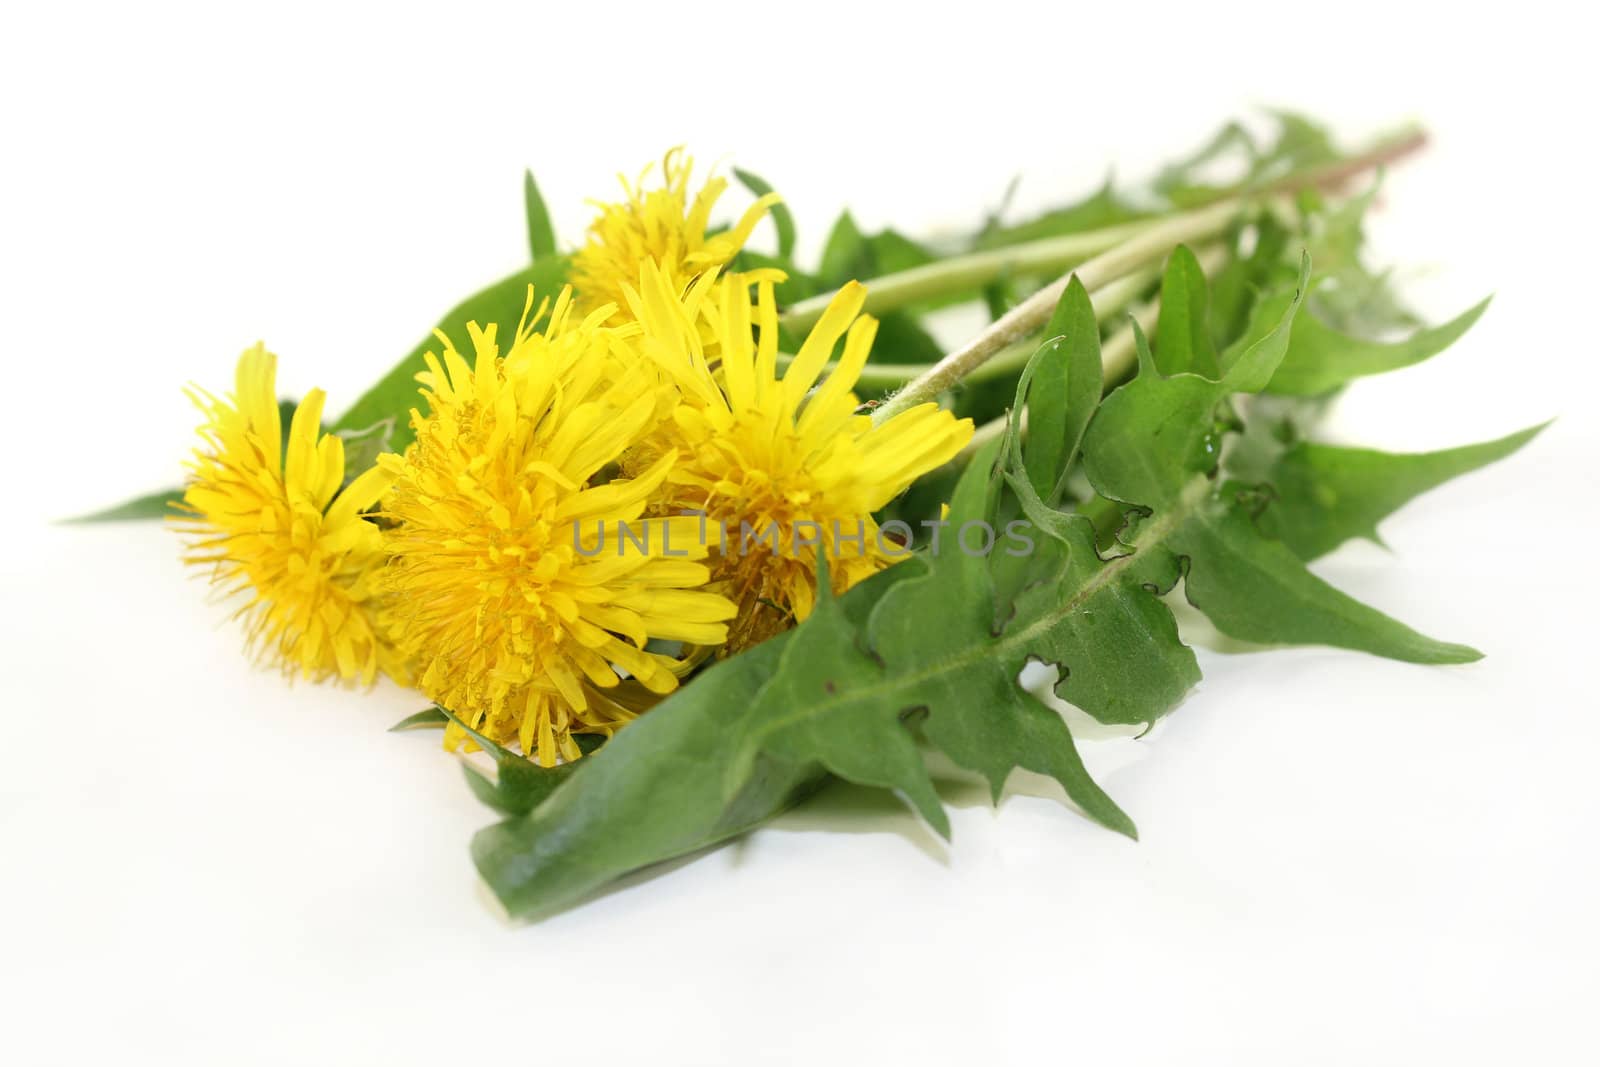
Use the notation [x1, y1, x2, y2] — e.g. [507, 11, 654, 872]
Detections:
[87, 114, 1542, 920]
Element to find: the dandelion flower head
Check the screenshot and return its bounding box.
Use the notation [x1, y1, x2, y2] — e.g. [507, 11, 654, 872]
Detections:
[378, 288, 736, 764]
[623, 266, 974, 649]
[175, 344, 401, 685]
[571, 148, 780, 323]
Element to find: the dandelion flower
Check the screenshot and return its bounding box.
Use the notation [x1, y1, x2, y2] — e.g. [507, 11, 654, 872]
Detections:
[379, 292, 736, 765]
[625, 266, 975, 649]
[175, 344, 402, 685]
[571, 148, 779, 322]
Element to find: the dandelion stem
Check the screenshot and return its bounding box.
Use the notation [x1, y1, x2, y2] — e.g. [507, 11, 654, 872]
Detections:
[777, 262, 1163, 390]
[956, 296, 1162, 461]
[779, 221, 1152, 335]
[870, 127, 1428, 425]
[953, 244, 1228, 462]
[870, 199, 1246, 423]
[781, 126, 1426, 343]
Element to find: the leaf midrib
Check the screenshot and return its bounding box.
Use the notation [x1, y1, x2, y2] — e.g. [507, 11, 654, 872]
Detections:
[742, 474, 1211, 745]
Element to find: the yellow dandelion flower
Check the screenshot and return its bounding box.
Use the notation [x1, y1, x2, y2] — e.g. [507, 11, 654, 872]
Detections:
[571, 148, 780, 322]
[175, 343, 402, 685]
[379, 290, 737, 766]
[624, 266, 975, 649]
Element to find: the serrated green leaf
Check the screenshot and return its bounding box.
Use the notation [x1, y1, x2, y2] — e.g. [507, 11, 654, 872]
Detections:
[473, 439, 1236, 917]
[466, 233, 1501, 917]
[1081, 256, 1480, 667]
[997, 481, 1200, 727]
[754, 452, 1138, 838]
[330, 257, 570, 451]
[1016, 275, 1101, 502]
[61, 487, 183, 523]
[1169, 503, 1479, 663]
[442, 121, 1542, 922]
[1256, 423, 1548, 559]
[1154, 245, 1220, 378]
[522, 169, 557, 262]
[1263, 296, 1490, 396]
[1083, 369, 1225, 508]
[733, 168, 796, 260]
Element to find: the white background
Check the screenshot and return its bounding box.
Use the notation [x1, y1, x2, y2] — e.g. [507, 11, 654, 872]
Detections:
[3, 2, 1597, 1064]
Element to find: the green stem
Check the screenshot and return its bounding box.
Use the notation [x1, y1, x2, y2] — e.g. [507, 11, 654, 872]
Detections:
[871, 125, 1427, 426]
[780, 125, 1426, 341]
[955, 244, 1228, 460]
[777, 262, 1162, 390]
[871, 197, 1247, 423]
[779, 220, 1152, 334]
[962, 264, 1160, 386]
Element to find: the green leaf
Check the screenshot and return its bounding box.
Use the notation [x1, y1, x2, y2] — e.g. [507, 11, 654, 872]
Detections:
[815, 214, 935, 294]
[866, 230, 937, 276]
[976, 178, 1148, 250]
[981, 276, 1020, 321]
[472, 617, 830, 919]
[764, 453, 1136, 839]
[1263, 296, 1491, 396]
[1154, 120, 1256, 200]
[466, 231, 1514, 918]
[817, 211, 865, 284]
[388, 708, 448, 732]
[439, 706, 608, 817]
[1221, 252, 1311, 392]
[462, 762, 512, 813]
[61, 488, 183, 523]
[1153, 245, 1219, 378]
[472, 440, 1234, 917]
[1157, 111, 1340, 207]
[1208, 210, 1292, 349]
[1081, 255, 1480, 667]
[1170, 503, 1480, 663]
[1083, 370, 1225, 509]
[996, 482, 1201, 728]
[522, 169, 557, 262]
[733, 168, 796, 260]
[468, 738, 606, 817]
[1258, 110, 1341, 177]
[330, 256, 570, 451]
[1017, 275, 1102, 502]
[1256, 423, 1548, 559]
